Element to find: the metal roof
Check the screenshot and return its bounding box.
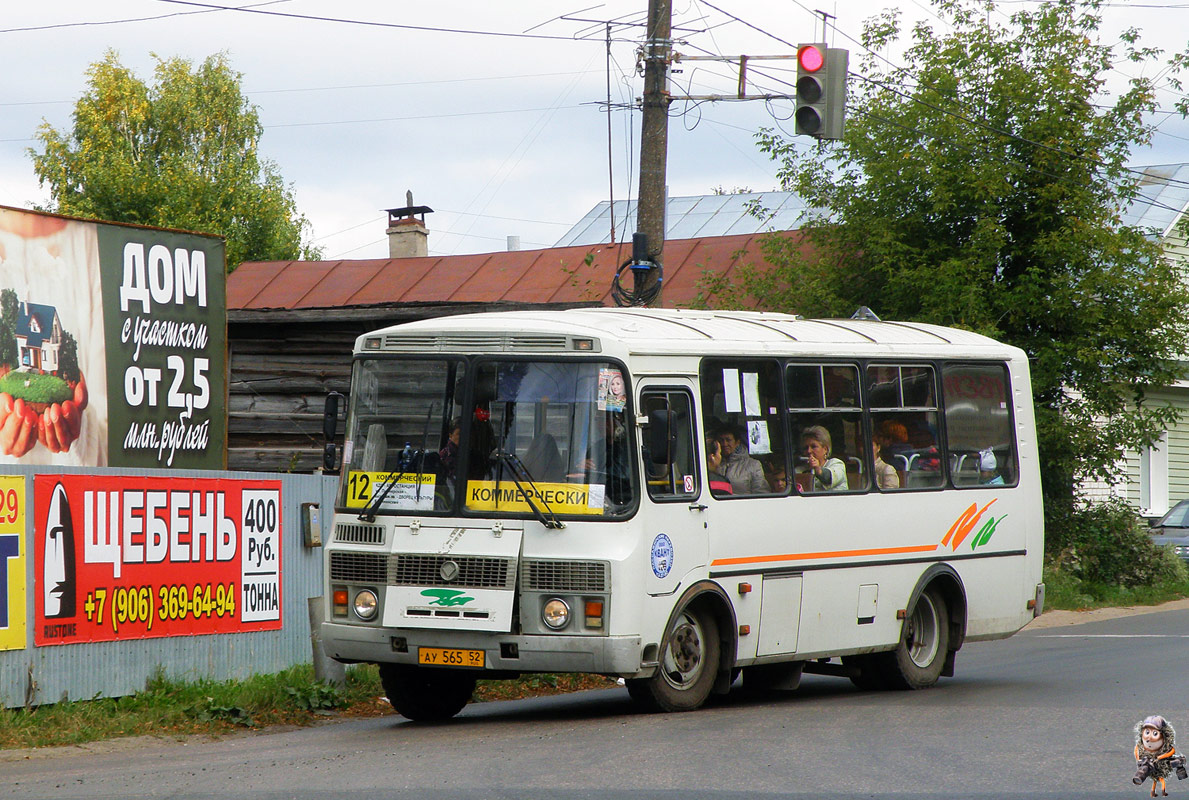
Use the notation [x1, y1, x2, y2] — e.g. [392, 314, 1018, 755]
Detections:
[228, 232, 794, 312]
[1123, 163, 1189, 236]
[554, 191, 809, 248]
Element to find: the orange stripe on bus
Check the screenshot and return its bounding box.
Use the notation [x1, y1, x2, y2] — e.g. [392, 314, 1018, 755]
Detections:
[710, 543, 939, 567]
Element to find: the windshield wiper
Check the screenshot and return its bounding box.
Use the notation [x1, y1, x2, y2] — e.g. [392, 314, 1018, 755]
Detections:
[358, 445, 425, 523]
[494, 450, 565, 530]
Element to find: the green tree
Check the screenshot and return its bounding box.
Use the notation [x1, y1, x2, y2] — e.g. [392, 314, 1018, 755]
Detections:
[57, 331, 80, 383]
[29, 51, 320, 271]
[706, 0, 1189, 518]
[0, 288, 17, 369]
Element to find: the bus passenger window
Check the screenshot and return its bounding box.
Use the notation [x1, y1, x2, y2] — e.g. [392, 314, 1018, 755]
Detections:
[868, 364, 942, 490]
[787, 363, 867, 493]
[942, 363, 1017, 488]
[640, 390, 698, 501]
[699, 360, 786, 496]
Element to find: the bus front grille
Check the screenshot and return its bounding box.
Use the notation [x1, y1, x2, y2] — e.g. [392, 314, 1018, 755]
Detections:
[334, 523, 385, 545]
[329, 551, 387, 583]
[390, 555, 516, 589]
[521, 560, 609, 592]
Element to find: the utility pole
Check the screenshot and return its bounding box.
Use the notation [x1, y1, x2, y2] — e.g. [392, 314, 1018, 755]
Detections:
[634, 0, 671, 306]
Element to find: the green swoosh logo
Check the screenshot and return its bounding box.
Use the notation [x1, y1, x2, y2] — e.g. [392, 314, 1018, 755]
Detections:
[421, 588, 475, 606]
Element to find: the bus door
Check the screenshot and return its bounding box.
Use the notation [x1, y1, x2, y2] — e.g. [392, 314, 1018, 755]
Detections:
[637, 382, 708, 595]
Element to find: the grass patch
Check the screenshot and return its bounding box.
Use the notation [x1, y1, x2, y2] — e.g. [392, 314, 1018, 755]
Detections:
[1043, 564, 1189, 611]
[0, 371, 70, 404]
[0, 665, 618, 750]
[0, 664, 385, 750]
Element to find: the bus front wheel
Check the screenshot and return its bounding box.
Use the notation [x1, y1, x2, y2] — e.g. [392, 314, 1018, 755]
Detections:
[379, 664, 476, 721]
[627, 605, 720, 712]
[883, 588, 949, 690]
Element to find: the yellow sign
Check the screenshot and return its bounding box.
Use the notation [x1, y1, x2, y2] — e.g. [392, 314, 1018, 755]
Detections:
[0, 475, 26, 651]
[344, 471, 436, 511]
[466, 480, 603, 516]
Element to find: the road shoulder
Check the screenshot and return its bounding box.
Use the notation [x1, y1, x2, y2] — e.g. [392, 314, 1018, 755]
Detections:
[1025, 596, 1189, 629]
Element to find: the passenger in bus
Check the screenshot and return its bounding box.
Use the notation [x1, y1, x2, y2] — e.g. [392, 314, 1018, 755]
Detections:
[438, 419, 461, 480]
[764, 459, 789, 494]
[872, 435, 900, 490]
[705, 436, 733, 495]
[801, 425, 847, 492]
[979, 448, 1005, 485]
[717, 424, 768, 494]
[581, 410, 632, 504]
[878, 420, 912, 468]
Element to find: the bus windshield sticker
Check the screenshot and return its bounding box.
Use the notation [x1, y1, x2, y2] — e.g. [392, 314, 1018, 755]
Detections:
[587, 483, 606, 509]
[743, 372, 761, 415]
[597, 368, 627, 412]
[747, 420, 771, 454]
[467, 481, 604, 516]
[723, 369, 741, 412]
[345, 471, 435, 511]
[651, 533, 673, 578]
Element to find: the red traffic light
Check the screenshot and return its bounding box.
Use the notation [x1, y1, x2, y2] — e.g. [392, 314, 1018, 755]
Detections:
[797, 45, 824, 73]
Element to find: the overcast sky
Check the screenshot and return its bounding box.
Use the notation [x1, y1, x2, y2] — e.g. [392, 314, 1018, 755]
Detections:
[1, 1, 1186, 262]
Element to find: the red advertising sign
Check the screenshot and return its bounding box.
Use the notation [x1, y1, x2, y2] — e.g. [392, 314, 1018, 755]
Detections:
[33, 474, 282, 646]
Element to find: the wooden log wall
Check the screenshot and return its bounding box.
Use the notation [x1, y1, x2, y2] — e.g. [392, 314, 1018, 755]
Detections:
[226, 302, 597, 473]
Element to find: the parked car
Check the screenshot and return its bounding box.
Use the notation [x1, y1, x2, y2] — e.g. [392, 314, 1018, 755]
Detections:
[1149, 499, 1189, 563]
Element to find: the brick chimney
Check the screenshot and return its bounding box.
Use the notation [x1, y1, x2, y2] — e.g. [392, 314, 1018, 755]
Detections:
[385, 190, 433, 258]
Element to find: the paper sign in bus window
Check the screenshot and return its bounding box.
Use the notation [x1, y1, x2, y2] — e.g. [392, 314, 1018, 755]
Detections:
[747, 420, 771, 455]
[723, 369, 741, 413]
[743, 372, 761, 416]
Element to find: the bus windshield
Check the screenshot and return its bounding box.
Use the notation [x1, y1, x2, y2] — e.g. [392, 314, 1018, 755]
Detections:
[337, 356, 636, 519]
[339, 357, 466, 514]
[464, 360, 636, 519]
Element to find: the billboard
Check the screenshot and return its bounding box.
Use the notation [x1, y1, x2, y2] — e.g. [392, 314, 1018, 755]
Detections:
[33, 474, 281, 646]
[0, 475, 26, 651]
[0, 207, 226, 469]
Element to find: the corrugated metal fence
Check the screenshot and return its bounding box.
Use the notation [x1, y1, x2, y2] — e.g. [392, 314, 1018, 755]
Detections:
[1, 466, 335, 708]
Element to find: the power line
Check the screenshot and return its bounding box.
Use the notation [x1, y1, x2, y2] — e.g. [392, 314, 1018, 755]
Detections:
[0, 0, 289, 34]
[264, 105, 589, 130]
[153, 0, 627, 43]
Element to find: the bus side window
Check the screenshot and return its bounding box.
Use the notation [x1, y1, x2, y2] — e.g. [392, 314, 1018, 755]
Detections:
[868, 364, 943, 490]
[640, 390, 698, 501]
[699, 359, 786, 496]
[787, 363, 867, 494]
[942, 363, 1017, 488]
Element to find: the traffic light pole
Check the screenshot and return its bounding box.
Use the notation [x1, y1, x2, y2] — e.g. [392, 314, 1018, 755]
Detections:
[634, 0, 671, 306]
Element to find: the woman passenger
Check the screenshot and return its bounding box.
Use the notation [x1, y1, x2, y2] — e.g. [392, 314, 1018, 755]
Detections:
[801, 425, 847, 492]
[705, 436, 733, 496]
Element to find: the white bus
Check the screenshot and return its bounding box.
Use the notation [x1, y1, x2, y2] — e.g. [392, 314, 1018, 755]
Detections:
[321, 308, 1044, 719]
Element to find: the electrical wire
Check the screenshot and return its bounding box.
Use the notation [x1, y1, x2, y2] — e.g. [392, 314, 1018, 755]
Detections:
[610, 256, 663, 307]
[153, 0, 630, 43]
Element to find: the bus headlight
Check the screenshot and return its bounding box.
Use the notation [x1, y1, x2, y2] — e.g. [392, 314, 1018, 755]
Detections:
[353, 589, 379, 620]
[542, 598, 571, 630]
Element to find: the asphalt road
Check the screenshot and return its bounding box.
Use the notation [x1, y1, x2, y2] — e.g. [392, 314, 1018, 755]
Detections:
[5, 607, 1188, 800]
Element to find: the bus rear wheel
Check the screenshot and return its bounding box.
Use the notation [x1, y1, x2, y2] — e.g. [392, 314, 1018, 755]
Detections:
[379, 664, 476, 721]
[882, 588, 949, 690]
[627, 606, 720, 712]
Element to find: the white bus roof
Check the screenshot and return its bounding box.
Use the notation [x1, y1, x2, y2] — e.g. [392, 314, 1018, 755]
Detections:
[359, 308, 1020, 359]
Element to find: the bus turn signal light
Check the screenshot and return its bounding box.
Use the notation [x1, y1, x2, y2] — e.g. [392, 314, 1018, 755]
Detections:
[585, 600, 604, 628]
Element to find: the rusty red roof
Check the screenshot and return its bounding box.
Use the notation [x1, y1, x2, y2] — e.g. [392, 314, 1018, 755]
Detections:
[228, 232, 801, 311]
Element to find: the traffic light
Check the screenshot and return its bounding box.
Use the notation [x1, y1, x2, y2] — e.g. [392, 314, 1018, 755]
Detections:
[795, 44, 848, 140]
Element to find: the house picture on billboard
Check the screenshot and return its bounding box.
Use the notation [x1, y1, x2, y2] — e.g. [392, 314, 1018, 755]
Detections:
[0, 208, 108, 466]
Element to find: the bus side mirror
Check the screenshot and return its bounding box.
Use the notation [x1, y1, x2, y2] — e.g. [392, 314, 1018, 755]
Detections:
[323, 392, 345, 473]
[647, 409, 676, 465]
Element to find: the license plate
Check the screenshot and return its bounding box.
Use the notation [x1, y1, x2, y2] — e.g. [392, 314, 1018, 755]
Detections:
[418, 647, 485, 668]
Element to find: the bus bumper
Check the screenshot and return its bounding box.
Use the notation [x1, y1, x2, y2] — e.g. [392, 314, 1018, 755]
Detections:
[322, 621, 644, 674]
